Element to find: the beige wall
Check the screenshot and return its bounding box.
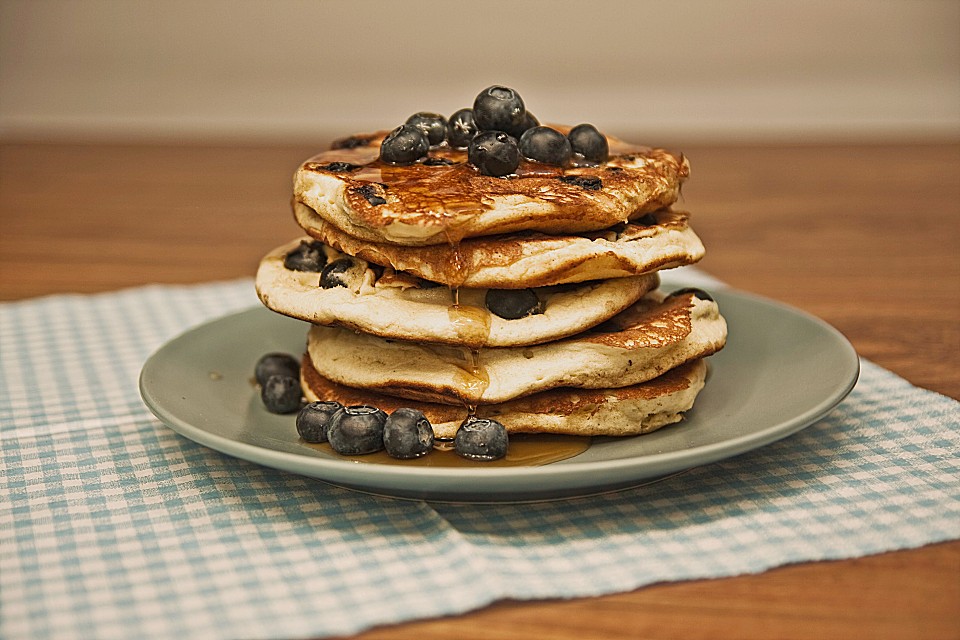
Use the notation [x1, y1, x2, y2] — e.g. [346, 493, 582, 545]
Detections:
[1, 0, 957, 143]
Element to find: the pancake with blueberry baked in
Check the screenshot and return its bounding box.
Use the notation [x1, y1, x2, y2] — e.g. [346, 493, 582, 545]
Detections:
[303, 289, 726, 406]
[254, 85, 726, 462]
[255, 237, 658, 347]
[294, 202, 704, 289]
[301, 356, 709, 439]
[292, 87, 689, 247]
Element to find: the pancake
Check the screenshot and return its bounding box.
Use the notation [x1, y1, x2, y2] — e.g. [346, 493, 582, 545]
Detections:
[293, 128, 689, 246]
[301, 355, 708, 439]
[305, 291, 726, 405]
[295, 203, 705, 289]
[256, 238, 659, 347]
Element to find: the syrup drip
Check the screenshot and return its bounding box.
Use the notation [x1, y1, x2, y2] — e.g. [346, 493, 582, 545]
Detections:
[445, 302, 492, 410]
[441, 235, 470, 288]
[453, 348, 490, 416]
[446, 299, 491, 349]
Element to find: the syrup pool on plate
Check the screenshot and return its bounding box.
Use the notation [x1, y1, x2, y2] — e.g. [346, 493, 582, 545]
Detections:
[304, 433, 591, 468]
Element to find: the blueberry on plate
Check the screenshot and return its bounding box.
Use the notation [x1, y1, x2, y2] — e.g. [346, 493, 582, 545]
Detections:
[380, 124, 429, 165]
[327, 405, 388, 455]
[666, 287, 714, 302]
[485, 288, 543, 320]
[567, 124, 609, 163]
[519, 126, 573, 166]
[383, 408, 435, 459]
[296, 401, 343, 443]
[254, 353, 300, 387]
[283, 240, 327, 272]
[405, 112, 448, 146]
[454, 417, 508, 461]
[447, 108, 479, 148]
[261, 375, 302, 414]
[472, 86, 526, 133]
[468, 131, 520, 177]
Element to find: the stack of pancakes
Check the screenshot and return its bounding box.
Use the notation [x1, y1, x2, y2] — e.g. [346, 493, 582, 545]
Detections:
[256, 129, 727, 439]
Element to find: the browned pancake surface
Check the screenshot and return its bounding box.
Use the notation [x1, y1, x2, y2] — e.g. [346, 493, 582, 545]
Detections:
[296, 205, 704, 288]
[294, 128, 689, 246]
[300, 355, 707, 437]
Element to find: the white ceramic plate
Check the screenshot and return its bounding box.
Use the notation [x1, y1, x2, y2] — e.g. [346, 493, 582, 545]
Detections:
[140, 286, 859, 502]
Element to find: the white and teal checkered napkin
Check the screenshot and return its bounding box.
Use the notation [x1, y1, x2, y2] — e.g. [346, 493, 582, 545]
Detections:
[2, 277, 958, 640]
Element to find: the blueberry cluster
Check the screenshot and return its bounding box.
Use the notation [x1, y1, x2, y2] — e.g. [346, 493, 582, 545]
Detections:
[282, 243, 383, 291]
[297, 402, 433, 458]
[379, 86, 609, 177]
[255, 353, 302, 414]
[256, 353, 508, 460]
[297, 399, 508, 461]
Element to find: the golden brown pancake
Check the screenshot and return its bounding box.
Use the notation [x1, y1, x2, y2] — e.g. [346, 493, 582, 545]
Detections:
[301, 355, 708, 439]
[293, 128, 689, 246]
[256, 238, 659, 348]
[295, 203, 705, 289]
[305, 291, 726, 405]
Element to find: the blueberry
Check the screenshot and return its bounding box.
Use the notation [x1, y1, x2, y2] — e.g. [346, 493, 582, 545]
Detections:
[254, 353, 300, 387]
[472, 86, 526, 133]
[635, 213, 658, 226]
[296, 401, 343, 443]
[261, 375, 302, 414]
[405, 112, 448, 146]
[485, 288, 543, 320]
[320, 257, 363, 289]
[519, 126, 572, 166]
[505, 111, 539, 139]
[666, 287, 714, 302]
[447, 108, 479, 148]
[468, 131, 520, 177]
[380, 125, 429, 165]
[354, 184, 387, 206]
[331, 134, 376, 149]
[317, 162, 360, 172]
[283, 240, 327, 272]
[558, 175, 603, 191]
[567, 124, 609, 163]
[328, 405, 388, 455]
[419, 156, 455, 166]
[383, 408, 435, 459]
[454, 417, 508, 461]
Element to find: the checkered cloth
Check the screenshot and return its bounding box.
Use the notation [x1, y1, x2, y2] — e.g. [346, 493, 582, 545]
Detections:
[1, 275, 958, 640]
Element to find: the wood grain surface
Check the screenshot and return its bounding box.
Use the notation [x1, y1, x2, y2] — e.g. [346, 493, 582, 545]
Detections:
[1, 141, 957, 639]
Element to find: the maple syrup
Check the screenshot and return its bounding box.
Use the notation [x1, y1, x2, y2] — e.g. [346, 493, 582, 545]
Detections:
[444, 300, 493, 406]
[305, 433, 590, 468]
[446, 302, 491, 348]
[300, 130, 682, 248]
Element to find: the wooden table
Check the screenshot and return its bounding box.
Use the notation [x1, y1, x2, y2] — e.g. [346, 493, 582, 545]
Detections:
[1, 141, 958, 639]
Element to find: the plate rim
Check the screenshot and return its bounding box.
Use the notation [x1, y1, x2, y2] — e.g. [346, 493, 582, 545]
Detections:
[139, 286, 860, 493]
